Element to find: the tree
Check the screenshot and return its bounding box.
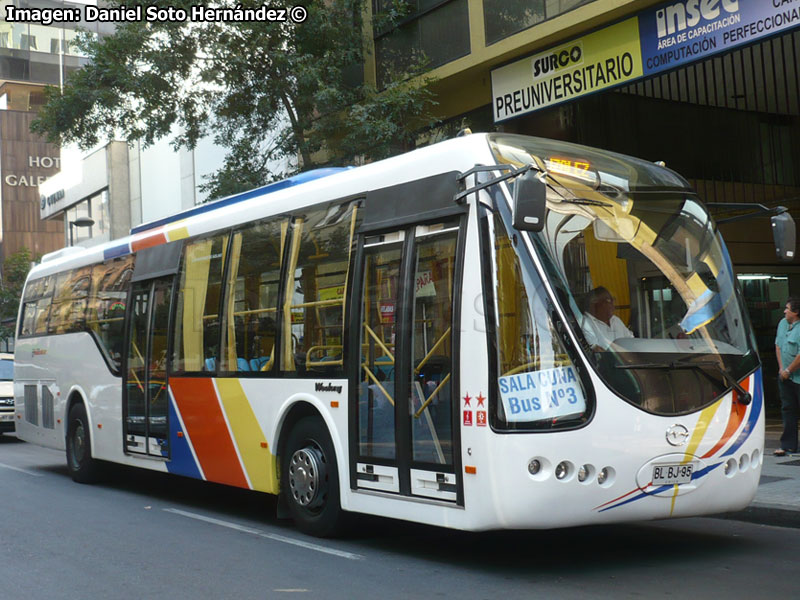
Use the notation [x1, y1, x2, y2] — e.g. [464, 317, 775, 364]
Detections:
[0, 248, 34, 346]
[31, 0, 438, 200]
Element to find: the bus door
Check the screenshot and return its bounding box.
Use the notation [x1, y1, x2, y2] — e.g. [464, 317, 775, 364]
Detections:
[124, 277, 173, 457]
[353, 217, 463, 503]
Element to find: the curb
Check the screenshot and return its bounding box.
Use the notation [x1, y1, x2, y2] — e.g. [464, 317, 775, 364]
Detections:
[713, 504, 800, 529]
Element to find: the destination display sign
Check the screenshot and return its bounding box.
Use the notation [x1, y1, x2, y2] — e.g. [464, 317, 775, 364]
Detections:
[498, 365, 586, 422]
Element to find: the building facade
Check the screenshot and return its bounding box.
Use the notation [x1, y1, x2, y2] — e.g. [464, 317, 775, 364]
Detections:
[0, 0, 115, 262]
[38, 134, 228, 247]
[0, 109, 61, 257]
[367, 0, 800, 401]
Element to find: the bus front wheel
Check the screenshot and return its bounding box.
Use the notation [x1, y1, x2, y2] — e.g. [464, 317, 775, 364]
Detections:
[281, 416, 344, 537]
[66, 403, 101, 483]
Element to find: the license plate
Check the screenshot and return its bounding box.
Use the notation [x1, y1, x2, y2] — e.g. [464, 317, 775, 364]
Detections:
[652, 462, 694, 485]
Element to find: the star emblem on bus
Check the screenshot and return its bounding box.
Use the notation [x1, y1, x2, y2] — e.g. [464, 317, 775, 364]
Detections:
[476, 393, 485, 407]
[463, 393, 471, 407]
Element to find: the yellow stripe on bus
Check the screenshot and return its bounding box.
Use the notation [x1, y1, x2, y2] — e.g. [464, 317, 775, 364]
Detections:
[684, 399, 722, 462]
[216, 378, 279, 494]
[670, 399, 723, 516]
[166, 222, 190, 241]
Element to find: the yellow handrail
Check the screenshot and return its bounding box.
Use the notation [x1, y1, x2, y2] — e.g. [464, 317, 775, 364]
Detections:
[414, 373, 451, 418]
[414, 327, 450, 375]
[232, 306, 278, 318]
[306, 345, 343, 365]
[362, 364, 395, 407]
[290, 298, 343, 310]
[363, 324, 395, 363]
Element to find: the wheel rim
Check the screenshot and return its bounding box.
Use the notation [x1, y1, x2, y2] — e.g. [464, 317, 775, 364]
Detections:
[288, 445, 327, 509]
[69, 420, 86, 469]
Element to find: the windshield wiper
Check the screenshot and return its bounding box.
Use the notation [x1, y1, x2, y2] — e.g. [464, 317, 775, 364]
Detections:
[553, 197, 613, 207]
[616, 360, 751, 405]
[680, 359, 752, 406]
[455, 164, 614, 208]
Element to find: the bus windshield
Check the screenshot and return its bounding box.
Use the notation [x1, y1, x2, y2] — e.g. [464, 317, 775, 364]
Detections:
[489, 134, 759, 416]
[0, 358, 12, 381]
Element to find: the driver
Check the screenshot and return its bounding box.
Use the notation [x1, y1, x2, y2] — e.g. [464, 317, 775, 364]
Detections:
[582, 286, 633, 351]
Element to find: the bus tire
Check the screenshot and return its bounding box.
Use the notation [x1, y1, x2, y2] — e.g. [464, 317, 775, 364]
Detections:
[281, 416, 344, 537]
[66, 403, 101, 483]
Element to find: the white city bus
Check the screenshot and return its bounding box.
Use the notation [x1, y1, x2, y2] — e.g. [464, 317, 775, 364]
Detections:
[14, 133, 778, 536]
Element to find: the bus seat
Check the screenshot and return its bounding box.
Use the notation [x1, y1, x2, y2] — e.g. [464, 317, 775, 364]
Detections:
[250, 356, 269, 371]
[237, 358, 251, 371]
[204, 357, 216, 371]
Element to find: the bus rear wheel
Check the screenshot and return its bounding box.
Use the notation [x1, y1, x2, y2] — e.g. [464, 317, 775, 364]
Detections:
[66, 403, 101, 483]
[281, 416, 344, 537]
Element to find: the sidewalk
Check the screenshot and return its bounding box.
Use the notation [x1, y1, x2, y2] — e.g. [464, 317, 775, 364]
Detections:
[720, 418, 800, 528]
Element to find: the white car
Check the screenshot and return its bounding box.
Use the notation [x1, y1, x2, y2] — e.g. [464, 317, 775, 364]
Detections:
[0, 353, 14, 434]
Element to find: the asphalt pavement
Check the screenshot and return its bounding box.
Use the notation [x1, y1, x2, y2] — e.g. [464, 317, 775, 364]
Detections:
[3, 419, 799, 529]
[723, 418, 800, 528]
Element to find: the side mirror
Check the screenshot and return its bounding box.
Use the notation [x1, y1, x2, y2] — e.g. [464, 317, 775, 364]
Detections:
[771, 207, 796, 262]
[513, 170, 547, 232]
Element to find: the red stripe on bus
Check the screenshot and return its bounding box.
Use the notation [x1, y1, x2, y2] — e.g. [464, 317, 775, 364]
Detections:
[701, 377, 750, 459]
[169, 377, 249, 489]
[131, 229, 168, 252]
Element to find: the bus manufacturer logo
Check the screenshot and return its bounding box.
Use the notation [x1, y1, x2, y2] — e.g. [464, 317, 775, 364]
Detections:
[315, 382, 342, 394]
[665, 424, 690, 446]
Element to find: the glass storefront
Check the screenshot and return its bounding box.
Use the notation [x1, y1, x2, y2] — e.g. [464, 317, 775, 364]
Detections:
[737, 272, 798, 415]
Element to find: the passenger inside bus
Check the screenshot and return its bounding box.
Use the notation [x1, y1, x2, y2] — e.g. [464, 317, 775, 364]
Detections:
[581, 286, 633, 351]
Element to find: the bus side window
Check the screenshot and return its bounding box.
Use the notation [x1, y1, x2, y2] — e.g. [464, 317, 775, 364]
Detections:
[20, 302, 37, 337]
[20, 276, 46, 337]
[49, 266, 91, 335]
[172, 233, 228, 372]
[87, 256, 134, 370]
[281, 201, 359, 374]
[220, 218, 286, 373]
[32, 276, 54, 336]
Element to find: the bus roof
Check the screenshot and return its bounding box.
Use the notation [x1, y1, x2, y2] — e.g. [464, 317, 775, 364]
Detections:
[29, 132, 695, 283]
[129, 167, 351, 235]
[30, 133, 497, 279]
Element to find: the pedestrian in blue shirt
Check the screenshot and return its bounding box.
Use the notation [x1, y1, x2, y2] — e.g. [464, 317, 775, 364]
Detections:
[774, 297, 800, 456]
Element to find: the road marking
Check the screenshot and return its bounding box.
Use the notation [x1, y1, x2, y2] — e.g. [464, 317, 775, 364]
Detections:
[0, 462, 44, 477]
[163, 508, 364, 560]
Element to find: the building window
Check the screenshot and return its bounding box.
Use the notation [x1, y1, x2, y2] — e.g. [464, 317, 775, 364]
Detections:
[20, 34, 37, 51]
[374, 0, 470, 88]
[50, 38, 68, 54]
[483, 0, 595, 45]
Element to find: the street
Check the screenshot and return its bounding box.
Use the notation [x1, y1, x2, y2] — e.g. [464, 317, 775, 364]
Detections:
[1, 433, 798, 599]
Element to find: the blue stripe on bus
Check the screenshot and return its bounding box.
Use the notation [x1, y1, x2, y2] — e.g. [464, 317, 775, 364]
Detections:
[166, 398, 203, 480]
[129, 167, 350, 235]
[103, 242, 132, 260]
[598, 462, 724, 513]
